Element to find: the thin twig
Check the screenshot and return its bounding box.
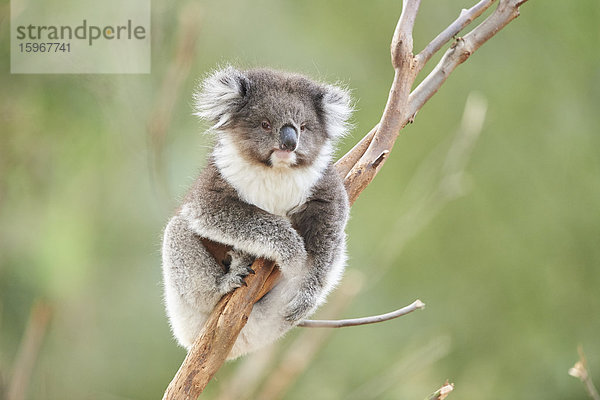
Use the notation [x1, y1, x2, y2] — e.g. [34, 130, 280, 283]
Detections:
[569, 345, 600, 400]
[298, 299, 424, 328]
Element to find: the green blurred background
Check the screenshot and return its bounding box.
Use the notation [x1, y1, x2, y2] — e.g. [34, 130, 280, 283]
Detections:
[1, 0, 599, 399]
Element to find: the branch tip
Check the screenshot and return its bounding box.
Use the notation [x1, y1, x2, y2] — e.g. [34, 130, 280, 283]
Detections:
[427, 381, 454, 400]
[569, 345, 600, 400]
[439, 381, 455, 398]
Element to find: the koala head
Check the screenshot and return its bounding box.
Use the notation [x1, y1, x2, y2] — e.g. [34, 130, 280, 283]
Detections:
[195, 67, 353, 169]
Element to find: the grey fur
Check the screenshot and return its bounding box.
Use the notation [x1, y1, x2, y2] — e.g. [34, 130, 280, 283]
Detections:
[162, 67, 352, 359]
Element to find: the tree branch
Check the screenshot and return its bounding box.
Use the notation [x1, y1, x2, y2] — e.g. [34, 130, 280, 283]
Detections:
[298, 299, 424, 328]
[162, 259, 277, 400]
[163, 0, 530, 398]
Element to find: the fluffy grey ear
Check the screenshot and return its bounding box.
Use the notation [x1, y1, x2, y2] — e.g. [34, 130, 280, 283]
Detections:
[321, 84, 353, 139]
[194, 66, 249, 129]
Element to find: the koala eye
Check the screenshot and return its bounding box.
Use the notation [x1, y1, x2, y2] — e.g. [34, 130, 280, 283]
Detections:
[261, 120, 272, 131]
[300, 123, 306, 132]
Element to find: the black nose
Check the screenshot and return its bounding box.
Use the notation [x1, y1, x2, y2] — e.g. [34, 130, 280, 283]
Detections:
[279, 125, 298, 151]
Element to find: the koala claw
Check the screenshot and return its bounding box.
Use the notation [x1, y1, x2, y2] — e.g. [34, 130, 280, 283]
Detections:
[217, 273, 245, 294]
[217, 250, 257, 294]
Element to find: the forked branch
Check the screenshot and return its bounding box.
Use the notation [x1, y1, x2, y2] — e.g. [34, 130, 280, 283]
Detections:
[163, 1, 530, 398]
[342, 0, 528, 202]
[415, 0, 496, 72]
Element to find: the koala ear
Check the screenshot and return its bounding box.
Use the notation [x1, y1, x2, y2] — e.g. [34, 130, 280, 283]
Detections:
[320, 84, 353, 139]
[194, 66, 250, 129]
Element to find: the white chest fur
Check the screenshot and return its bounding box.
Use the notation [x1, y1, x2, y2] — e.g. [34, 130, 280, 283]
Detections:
[213, 136, 331, 217]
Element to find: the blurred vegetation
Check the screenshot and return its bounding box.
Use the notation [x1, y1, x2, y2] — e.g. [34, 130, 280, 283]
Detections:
[1, 0, 599, 399]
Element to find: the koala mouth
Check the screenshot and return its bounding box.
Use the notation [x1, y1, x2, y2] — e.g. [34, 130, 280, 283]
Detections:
[270, 149, 297, 167]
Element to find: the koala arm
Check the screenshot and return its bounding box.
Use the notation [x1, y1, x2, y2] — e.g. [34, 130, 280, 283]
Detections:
[285, 173, 350, 321]
[179, 167, 307, 275]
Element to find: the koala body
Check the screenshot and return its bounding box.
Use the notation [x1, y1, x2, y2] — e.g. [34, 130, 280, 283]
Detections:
[161, 67, 352, 359]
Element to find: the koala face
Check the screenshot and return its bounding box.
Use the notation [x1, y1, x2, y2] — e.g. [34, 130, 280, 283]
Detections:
[195, 67, 352, 169]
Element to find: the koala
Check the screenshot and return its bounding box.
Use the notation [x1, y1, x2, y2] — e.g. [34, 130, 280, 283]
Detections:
[161, 66, 352, 359]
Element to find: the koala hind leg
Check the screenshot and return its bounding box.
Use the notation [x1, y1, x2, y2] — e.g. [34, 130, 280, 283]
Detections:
[228, 279, 298, 359]
[162, 216, 247, 348]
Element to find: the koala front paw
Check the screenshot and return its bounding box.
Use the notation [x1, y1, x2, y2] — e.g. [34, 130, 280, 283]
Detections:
[217, 250, 256, 294]
[283, 294, 315, 323]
